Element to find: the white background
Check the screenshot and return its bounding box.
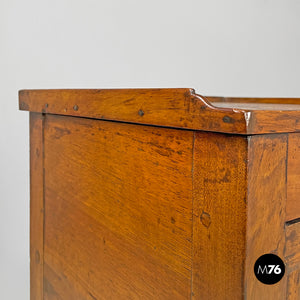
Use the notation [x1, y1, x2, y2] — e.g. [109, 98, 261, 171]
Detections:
[1, 0, 300, 299]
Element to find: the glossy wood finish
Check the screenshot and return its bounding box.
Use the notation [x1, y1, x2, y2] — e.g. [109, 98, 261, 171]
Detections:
[245, 134, 288, 299]
[287, 270, 300, 300]
[21, 89, 300, 299]
[287, 133, 300, 221]
[285, 222, 300, 273]
[30, 113, 45, 300]
[19, 89, 248, 134]
[44, 115, 193, 299]
[19, 89, 300, 134]
[192, 133, 247, 299]
[286, 222, 300, 300]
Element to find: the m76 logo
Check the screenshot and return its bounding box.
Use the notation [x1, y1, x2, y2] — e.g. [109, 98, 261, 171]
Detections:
[257, 264, 282, 275]
[254, 254, 285, 284]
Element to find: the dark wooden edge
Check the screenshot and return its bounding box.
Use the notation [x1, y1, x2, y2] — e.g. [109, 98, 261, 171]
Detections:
[30, 112, 45, 300]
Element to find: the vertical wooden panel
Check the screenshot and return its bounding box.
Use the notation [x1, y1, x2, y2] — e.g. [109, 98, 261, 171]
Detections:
[287, 269, 300, 300]
[245, 134, 288, 299]
[30, 112, 44, 300]
[287, 133, 300, 221]
[285, 221, 300, 299]
[285, 221, 300, 273]
[192, 132, 248, 299]
[43, 115, 194, 299]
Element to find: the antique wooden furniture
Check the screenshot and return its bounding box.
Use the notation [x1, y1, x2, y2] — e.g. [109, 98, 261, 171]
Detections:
[19, 89, 300, 299]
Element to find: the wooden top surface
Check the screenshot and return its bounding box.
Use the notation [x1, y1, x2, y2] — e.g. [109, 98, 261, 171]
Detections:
[212, 102, 300, 111]
[19, 88, 300, 135]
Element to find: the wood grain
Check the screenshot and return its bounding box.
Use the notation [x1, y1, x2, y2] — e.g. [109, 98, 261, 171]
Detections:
[30, 112, 45, 300]
[245, 134, 288, 299]
[248, 111, 300, 135]
[285, 222, 300, 273]
[287, 133, 300, 221]
[192, 132, 248, 299]
[21, 89, 300, 299]
[287, 269, 300, 300]
[212, 102, 300, 111]
[19, 89, 300, 135]
[19, 88, 248, 134]
[43, 114, 194, 299]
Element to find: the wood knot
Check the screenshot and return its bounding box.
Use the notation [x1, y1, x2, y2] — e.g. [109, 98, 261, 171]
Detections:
[200, 212, 211, 228]
[223, 115, 234, 123]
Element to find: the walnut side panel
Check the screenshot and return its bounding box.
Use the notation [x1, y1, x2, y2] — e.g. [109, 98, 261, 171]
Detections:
[30, 112, 45, 300]
[43, 115, 194, 299]
[192, 132, 248, 299]
[245, 134, 288, 299]
[287, 133, 300, 221]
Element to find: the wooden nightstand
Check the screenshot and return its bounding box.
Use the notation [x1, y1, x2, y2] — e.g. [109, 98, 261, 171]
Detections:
[19, 89, 300, 299]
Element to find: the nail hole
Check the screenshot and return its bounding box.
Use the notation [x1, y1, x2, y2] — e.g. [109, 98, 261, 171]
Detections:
[223, 116, 233, 123]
